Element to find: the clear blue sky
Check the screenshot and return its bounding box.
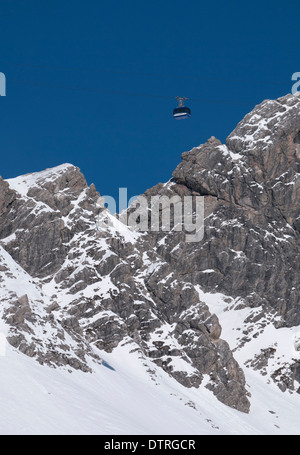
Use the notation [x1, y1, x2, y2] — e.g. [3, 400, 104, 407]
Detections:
[0, 0, 298, 206]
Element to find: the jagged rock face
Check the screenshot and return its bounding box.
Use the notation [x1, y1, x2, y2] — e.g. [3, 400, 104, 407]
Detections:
[2, 93, 300, 416]
[0, 165, 98, 278]
[0, 244, 100, 372]
[171, 93, 300, 327]
[0, 165, 250, 412]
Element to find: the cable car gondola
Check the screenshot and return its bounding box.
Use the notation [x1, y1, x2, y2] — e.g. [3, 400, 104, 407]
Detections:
[173, 96, 191, 120]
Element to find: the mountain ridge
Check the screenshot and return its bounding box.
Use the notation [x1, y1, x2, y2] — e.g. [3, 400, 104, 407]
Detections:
[1, 92, 300, 432]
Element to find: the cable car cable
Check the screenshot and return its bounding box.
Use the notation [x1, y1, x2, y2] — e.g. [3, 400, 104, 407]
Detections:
[0, 60, 287, 87]
[9, 78, 251, 107]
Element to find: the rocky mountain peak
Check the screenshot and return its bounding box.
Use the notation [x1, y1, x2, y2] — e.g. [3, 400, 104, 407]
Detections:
[227, 93, 300, 169]
[172, 93, 300, 234]
[6, 163, 90, 214]
[1, 93, 300, 420]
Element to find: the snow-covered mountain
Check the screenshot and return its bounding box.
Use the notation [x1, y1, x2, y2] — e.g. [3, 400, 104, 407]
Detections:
[1, 93, 300, 434]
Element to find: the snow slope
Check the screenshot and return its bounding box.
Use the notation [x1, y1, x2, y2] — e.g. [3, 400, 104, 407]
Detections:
[1, 335, 300, 434]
